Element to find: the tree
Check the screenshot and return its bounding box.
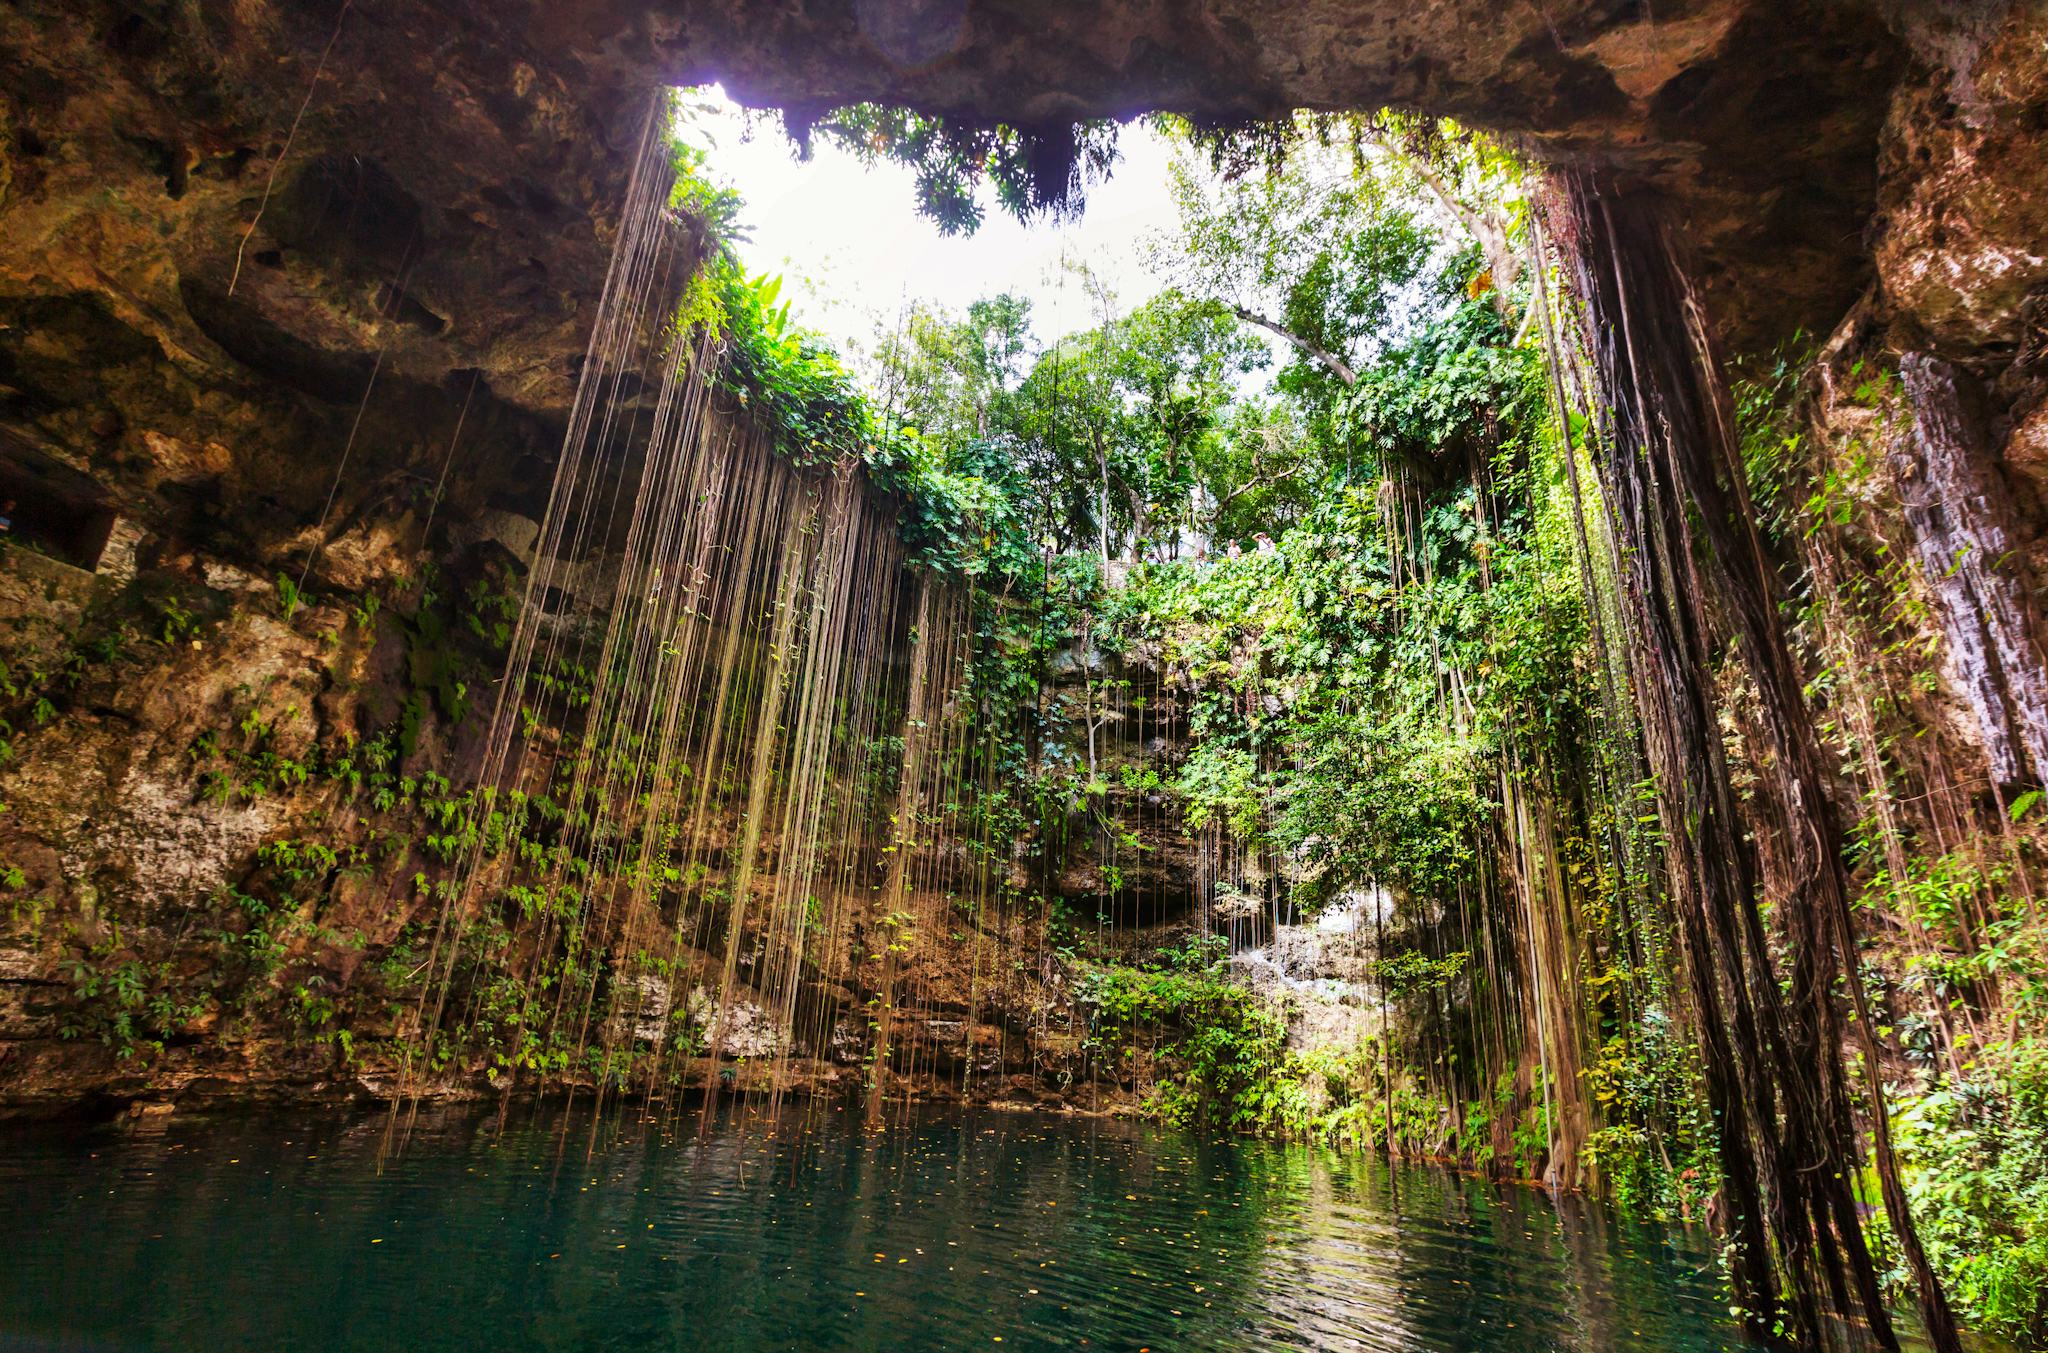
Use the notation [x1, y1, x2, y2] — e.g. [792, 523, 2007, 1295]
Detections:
[1148, 142, 1434, 406]
[998, 279, 1262, 562]
[1352, 114, 1530, 333]
[1010, 321, 1127, 563]
[868, 292, 1034, 447]
[1195, 399, 1319, 546]
[1108, 291, 1268, 555]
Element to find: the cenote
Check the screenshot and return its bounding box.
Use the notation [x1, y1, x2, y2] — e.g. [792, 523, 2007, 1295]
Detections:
[3, 1104, 1746, 1352]
[6, 5, 2048, 1352]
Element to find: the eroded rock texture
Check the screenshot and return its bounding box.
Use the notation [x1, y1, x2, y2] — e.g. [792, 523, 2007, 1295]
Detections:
[0, 0, 1928, 477]
[1828, 3, 2048, 803]
[0, 0, 1988, 561]
[1891, 354, 2048, 789]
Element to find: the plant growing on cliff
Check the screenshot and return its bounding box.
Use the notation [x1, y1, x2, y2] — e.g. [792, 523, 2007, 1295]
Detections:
[58, 944, 209, 1061]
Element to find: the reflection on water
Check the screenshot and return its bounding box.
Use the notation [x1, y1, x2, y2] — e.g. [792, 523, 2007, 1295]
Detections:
[2, 1101, 1743, 1351]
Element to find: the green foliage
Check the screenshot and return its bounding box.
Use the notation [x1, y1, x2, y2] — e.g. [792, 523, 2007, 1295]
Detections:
[157, 596, 200, 646]
[2, 98, 1708, 1242]
[59, 941, 209, 1060]
[1077, 950, 1476, 1161]
[1000, 284, 1268, 559]
[1368, 948, 1469, 996]
[1078, 960, 1292, 1134]
[868, 293, 1034, 451]
[710, 266, 873, 466]
[1151, 142, 1432, 408]
[1875, 1044, 2048, 1347]
[1580, 1005, 1719, 1220]
[793, 106, 1121, 235]
[656, 108, 1014, 578]
[1340, 283, 1537, 472]
[826, 106, 1696, 1215]
[1861, 847, 2048, 1037]
[1175, 743, 1264, 839]
[1283, 710, 1486, 903]
[1731, 340, 1814, 546]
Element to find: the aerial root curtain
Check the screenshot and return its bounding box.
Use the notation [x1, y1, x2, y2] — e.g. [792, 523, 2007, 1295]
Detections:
[1552, 169, 1961, 1353]
[397, 96, 984, 1118]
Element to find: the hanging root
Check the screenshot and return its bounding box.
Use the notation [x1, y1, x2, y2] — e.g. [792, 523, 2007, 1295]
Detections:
[1553, 166, 1962, 1353]
[227, 0, 353, 297]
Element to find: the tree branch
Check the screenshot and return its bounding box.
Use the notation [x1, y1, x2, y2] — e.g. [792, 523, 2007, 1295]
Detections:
[1363, 123, 1521, 329]
[1228, 305, 1358, 386]
[1217, 460, 1309, 508]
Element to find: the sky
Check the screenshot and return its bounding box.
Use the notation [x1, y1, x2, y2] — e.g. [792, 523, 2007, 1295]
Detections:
[682, 88, 1183, 368]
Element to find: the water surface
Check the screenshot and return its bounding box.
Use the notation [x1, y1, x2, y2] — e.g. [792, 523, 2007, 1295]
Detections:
[4, 1101, 1743, 1351]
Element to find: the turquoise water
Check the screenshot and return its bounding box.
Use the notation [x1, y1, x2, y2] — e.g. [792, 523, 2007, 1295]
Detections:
[2, 1102, 1743, 1351]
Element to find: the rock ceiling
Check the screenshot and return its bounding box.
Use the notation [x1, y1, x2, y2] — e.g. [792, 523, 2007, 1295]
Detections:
[0, 0, 1951, 436]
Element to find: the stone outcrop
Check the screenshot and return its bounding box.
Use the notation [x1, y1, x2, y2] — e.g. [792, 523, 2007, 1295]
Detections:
[0, 0, 1979, 501]
[1889, 353, 2048, 789]
[1804, 3, 2048, 798]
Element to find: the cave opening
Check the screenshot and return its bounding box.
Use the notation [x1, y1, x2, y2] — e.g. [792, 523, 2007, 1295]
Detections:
[2, 5, 2045, 1350]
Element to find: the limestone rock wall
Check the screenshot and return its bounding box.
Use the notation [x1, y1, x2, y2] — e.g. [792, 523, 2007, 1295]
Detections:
[1795, 1, 2048, 802]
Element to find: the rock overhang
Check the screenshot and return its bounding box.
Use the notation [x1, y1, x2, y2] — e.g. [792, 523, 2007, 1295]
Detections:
[0, 0, 1943, 446]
